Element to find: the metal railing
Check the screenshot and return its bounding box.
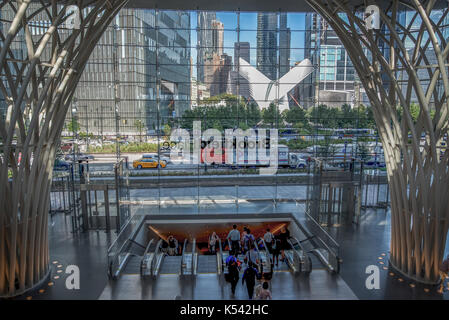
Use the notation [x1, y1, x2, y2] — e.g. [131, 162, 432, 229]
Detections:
[303, 210, 341, 272]
[140, 238, 155, 276]
[107, 213, 145, 279]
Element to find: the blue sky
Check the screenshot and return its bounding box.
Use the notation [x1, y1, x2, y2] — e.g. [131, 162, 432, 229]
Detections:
[190, 12, 306, 77]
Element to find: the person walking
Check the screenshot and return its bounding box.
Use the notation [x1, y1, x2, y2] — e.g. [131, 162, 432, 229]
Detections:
[226, 250, 241, 295]
[263, 228, 274, 253]
[227, 224, 241, 254]
[242, 262, 260, 299]
[272, 237, 281, 266]
[244, 243, 260, 267]
[208, 231, 220, 254]
[257, 282, 272, 300]
[439, 255, 449, 293]
[242, 228, 255, 254]
[278, 227, 290, 261]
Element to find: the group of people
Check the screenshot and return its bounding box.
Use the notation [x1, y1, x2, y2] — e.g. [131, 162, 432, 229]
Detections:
[160, 235, 179, 256]
[223, 224, 292, 299]
[225, 250, 272, 300]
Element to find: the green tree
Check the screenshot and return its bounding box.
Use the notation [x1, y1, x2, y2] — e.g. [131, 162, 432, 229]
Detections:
[67, 118, 80, 133]
[134, 120, 145, 142]
[262, 103, 282, 127]
[163, 123, 171, 137]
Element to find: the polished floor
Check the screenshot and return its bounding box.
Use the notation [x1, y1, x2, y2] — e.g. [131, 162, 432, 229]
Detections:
[99, 270, 357, 300]
[18, 201, 449, 300]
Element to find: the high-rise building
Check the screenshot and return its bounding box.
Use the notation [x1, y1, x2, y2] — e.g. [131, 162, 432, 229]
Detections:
[231, 42, 251, 98]
[303, 12, 359, 108]
[211, 20, 224, 56]
[256, 13, 278, 80]
[197, 12, 217, 83]
[234, 42, 250, 65]
[201, 18, 231, 97]
[279, 13, 291, 77]
[65, 9, 191, 135]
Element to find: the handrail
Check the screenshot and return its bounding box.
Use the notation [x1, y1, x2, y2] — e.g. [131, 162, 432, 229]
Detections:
[107, 214, 145, 279]
[304, 210, 340, 272]
[181, 239, 188, 275]
[305, 210, 339, 250]
[260, 238, 273, 273]
[150, 239, 163, 276]
[192, 238, 197, 276]
[290, 236, 312, 273]
[217, 238, 223, 275]
[140, 239, 155, 276]
[287, 238, 302, 274]
[252, 240, 263, 274]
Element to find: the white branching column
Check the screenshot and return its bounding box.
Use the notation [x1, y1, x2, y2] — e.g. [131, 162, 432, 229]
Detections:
[306, 0, 449, 284]
[0, 0, 127, 297]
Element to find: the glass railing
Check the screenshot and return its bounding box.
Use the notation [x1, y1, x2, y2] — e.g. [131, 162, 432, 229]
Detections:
[107, 213, 146, 278]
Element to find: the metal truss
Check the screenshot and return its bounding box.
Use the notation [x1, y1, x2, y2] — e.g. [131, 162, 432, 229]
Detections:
[0, 0, 127, 297]
[306, 0, 449, 284]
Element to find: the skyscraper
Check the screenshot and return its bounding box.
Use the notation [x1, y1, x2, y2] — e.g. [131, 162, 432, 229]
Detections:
[65, 9, 191, 135]
[256, 13, 278, 80]
[279, 13, 291, 77]
[303, 12, 358, 108]
[234, 42, 250, 65]
[211, 20, 224, 56]
[197, 12, 217, 83]
[231, 42, 251, 98]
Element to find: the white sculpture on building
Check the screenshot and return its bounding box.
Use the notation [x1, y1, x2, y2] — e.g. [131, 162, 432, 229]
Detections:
[238, 57, 314, 111]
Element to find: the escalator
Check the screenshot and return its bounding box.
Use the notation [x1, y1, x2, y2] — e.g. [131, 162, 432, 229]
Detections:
[284, 237, 312, 274]
[181, 239, 197, 276]
[256, 238, 273, 274]
[196, 238, 224, 274]
[115, 239, 147, 277]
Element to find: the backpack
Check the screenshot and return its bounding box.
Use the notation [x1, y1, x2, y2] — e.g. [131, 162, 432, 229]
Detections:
[244, 234, 255, 248]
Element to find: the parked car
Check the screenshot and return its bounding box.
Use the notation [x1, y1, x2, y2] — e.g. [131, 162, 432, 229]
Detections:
[54, 158, 71, 170]
[133, 158, 167, 169]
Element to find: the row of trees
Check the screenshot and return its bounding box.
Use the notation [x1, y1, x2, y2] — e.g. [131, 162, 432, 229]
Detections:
[179, 94, 376, 132]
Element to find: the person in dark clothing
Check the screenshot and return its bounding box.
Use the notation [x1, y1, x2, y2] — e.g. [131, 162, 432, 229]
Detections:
[278, 227, 290, 261]
[242, 262, 260, 299]
[272, 237, 281, 266]
[167, 235, 179, 256]
[226, 250, 240, 295]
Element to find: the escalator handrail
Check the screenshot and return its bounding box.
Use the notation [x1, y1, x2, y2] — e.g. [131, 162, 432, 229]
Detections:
[289, 236, 312, 273]
[260, 238, 273, 273]
[151, 239, 164, 275]
[246, 239, 262, 275]
[181, 239, 188, 275]
[192, 238, 197, 276]
[140, 238, 155, 276]
[287, 238, 303, 273]
[217, 238, 223, 274]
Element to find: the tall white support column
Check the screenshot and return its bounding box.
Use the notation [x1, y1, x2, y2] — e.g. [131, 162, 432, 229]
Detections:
[0, 0, 127, 297]
[306, 0, 449, 284]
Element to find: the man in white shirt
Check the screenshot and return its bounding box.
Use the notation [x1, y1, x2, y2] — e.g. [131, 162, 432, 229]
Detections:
[263, 228, 274, 253]
[227, 224, 241, 253]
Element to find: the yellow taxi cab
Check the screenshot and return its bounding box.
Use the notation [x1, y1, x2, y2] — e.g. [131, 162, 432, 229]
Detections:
[133, 158, 167, 169]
